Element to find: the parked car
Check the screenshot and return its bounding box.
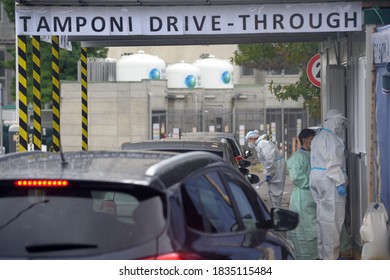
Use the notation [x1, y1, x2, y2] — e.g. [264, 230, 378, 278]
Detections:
[0, 150, 298, 259]
[119, 139, 255, 182]
[179, 131, 253, 164]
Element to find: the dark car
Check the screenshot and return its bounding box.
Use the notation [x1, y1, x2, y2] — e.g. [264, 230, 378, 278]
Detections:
[0, 150, 298, 259]
[179, 131, 253, 165]
[119, 139, 256, 182]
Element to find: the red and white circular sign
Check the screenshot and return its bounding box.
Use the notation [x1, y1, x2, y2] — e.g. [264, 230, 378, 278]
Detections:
[307, 53, 321, 88]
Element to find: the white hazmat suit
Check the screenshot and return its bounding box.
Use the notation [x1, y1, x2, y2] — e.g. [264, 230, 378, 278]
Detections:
[310, 109, 348, 260]
[246, 131, 286, 208]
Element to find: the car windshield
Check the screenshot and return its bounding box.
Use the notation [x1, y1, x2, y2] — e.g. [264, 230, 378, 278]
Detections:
[0, 181, 166, 258]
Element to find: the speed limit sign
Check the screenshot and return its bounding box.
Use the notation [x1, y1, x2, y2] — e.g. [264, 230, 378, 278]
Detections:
[307, 53, 321, 87]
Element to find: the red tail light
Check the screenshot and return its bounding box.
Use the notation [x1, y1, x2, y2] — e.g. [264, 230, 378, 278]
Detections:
[141, 252, 202, 260]
[14, 180, 69, 187]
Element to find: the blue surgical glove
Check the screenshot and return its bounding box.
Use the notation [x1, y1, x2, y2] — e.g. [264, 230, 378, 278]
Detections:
[337, 184, 347, 196]
[266, 175, 272, 182]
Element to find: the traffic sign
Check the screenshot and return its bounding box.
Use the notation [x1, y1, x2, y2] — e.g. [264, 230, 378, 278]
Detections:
[307, 53, 321, 87]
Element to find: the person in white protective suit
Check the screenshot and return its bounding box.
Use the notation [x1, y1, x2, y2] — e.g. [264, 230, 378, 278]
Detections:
[286, 128, 318, 260]
[309, 109, 349, 260]
[245, 130, 286, 208]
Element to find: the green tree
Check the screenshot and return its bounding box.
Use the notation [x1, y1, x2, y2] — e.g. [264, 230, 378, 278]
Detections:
[0, 0, 108, 105]
[268, 74, 321, 119]
[233, 43, 321, 118]
[1, 0, 15, 22]
[2, 40, 108, 106]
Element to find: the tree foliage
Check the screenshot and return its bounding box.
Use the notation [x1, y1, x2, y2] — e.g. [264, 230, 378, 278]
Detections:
[233, 42, 319, 71]
[233, 42, 321, 117]
[1, 0, 15, 22]
[3, 40, 108, 106]
[269, 74, 321, 119]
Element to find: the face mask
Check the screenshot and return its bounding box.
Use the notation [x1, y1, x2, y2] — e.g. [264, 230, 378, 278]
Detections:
[248, 142, 256, 149]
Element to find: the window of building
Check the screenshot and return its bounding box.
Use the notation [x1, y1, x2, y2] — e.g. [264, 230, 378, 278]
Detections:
[0, 79, 4, 102]
[241, 66, 254, 76]
[0, 50, 5, 77]
[266, 69, 283, 75]
[0, 3, 3, 22]
[266, 67, 299, 75]
[284, 66, 300, 75]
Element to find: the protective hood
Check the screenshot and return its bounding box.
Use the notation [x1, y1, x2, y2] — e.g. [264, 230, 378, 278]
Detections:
[245, 130, 260, 142]
[323, 110, 348, 136]
[325, 109, 346, 121]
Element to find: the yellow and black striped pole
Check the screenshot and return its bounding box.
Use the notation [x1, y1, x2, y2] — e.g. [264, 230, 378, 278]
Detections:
[51, 35, 60, 152]
[32, 36, 42, 151]
[18, 35, 28, 152]
[81, 47, 88, 151]
[267, 124, 272, 142]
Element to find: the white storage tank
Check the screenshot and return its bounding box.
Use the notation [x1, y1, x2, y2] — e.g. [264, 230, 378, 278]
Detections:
[116, 50, 166, 82]
[193, 55, 233, 89]
[166, 61, 201, 89]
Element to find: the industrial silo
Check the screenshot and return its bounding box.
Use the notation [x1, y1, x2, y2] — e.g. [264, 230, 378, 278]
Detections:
[166, 61, 201, 89]
[116, 50, 166, 82]
[193, 55, 233, 89]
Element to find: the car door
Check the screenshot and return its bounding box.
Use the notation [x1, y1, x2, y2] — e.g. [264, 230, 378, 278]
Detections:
[181, 167, 272, 259]
[220, 169, 295, 260]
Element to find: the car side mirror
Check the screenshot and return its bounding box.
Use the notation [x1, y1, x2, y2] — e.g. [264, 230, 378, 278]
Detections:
[246, 173, 260, 184]
[244, 150, 253, 158]
[239, 167, 249, 176]
[270, 208, 299, 231]
[239, 159, 251, 168]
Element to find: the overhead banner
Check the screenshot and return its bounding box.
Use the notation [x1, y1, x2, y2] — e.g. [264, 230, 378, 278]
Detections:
[15, 2, 362, 36]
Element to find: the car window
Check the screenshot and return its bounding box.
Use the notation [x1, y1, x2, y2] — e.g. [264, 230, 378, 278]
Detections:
[223, 142, 240, 168]
[225, 138, 242, 157]
[182, 170, 238, 233]
[225, 178, 258, 231]
[0, 182, 166, 258]
[93, 191, 139, 223]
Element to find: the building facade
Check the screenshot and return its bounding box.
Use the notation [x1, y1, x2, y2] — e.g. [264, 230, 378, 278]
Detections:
[0, 2, 15, 106]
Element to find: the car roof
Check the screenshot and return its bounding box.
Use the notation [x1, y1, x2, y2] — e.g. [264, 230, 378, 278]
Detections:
[179, 132, 240, 144]
[178, 132, 242, 156]
[120, 139, 232, 155]
[180, 132, 236, 137]
[120, 139, 238, 166]
[0, 150, 224, 189]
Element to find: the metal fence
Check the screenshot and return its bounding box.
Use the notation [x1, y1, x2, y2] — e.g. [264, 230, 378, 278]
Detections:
[166, 107, 314, 157]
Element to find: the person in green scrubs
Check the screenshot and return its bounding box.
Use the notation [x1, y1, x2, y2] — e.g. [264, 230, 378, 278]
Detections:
[287, 128, 318, 260]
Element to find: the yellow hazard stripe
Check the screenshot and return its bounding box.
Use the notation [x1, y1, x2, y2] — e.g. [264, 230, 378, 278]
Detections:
[51, 35, 61, 152]
[81, 47, 88, 151]
[18, 35, 28, 152]
[32, 36, 42, 150]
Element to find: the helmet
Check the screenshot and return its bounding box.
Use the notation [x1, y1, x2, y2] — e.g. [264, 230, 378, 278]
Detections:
[325, 109, 347, 121]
